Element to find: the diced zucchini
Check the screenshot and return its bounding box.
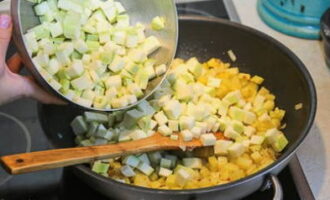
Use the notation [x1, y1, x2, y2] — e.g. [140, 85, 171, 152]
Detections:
[80, 139, 93, 147]
[92, 161, 109, 174]
[164, 155, 177, 168]
[94, 138, 108, 145]
[105, 75, 122, 89]
[123, 155, 140, 168]
[151, 16, 165, 31]
[73, 39, 89, 54]
[231, 120, 244, 134]
[228, 107, 245, 122]
[34, 52, 49, 68]
[93, 96, 108, 109]
[175, 81, 194, 101]
[135, 68, 149, 90]
[130, 130, 147, 140]
[49, 21, 63, 37]
[223, 90, 242, 105]
[250, 135, 265, 145]
[105, 87, 118, 99]
[70, 115, 88, 135]
[228, 143, 245, 157]
[34, 1, 50, 16]
[109, 55, 126, 72]
[191, 127, 202, 138]
[136, 100, 156, 116]
[175, 168, 192, 187]
[137, 162, 154, 176]
[158, 125, 172, 136]
[118, 130, 132, 142]
[244, 126, 256, 137]
[157, 94, 171, 107]
[84, 112, 108, 123]
[27, 23, 50, 40]
[200, 133, 216, 146]
[113, 31, 127, 45]
[271, 134, 288, 152]
[96, 127, 113, 140]
[159, 167, 172, 177]
[182, 158, 202, 169]
[24, 32, 39, 55]
[46, 58, 61, 75]
[186, 57, 202, 78]
[58, 0, 83, 13]
[214, 140, 233, 155]
[154, 111, 168, 126]
[126, 32, 139, 48]
[121, 165, 136, 177]
[138, 153, 150, 165]
[160, 158, 172, 169]
[163, 99, 181, 120]
[155, 64, 166, 76]
[71, 73, 94, 90]
[101, 0, 117, 22]
[63, 12, 81, 39]
[179, 116, 195, 130]
[86, 40, 100, 51]
[224, 125, 240, 140]
[121, 109, 145, 128]
[243, 111, 257, 125]
[86, 121, 98, 137]
[168, 120, 179, 132]
[48, 78, 62, 90]
[207, 77, 222, 88]
[148, 151, 162, 166]
[141, 36, 161, 55]
[137, 116, 152, 131]
[111, 97, 129, 108]
[38, 38, 56, 55]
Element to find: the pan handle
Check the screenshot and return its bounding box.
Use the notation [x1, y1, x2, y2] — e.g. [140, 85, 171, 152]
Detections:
[261, 175, 283, 200]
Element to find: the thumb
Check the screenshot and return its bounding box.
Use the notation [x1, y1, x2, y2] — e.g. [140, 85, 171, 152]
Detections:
[0, 14, 12, 65]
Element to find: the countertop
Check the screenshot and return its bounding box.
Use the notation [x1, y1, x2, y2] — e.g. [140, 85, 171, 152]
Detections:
[231, 1, 330, 199]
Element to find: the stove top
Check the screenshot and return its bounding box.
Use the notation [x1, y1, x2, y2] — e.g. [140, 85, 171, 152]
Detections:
[0, 1, 315, 199]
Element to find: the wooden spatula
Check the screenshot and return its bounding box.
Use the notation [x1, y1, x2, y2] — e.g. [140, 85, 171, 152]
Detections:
[0, 132, 224, 175]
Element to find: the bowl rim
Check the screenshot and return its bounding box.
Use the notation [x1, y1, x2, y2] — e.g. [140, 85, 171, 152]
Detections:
[11, 0, 179, 112]
[40, 15, 317, 195]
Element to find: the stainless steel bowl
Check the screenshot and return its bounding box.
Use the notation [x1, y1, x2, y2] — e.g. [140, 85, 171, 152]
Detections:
[11, 0, 178, 112]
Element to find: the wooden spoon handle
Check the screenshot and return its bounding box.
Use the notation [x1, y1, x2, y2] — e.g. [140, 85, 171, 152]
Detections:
[0, 134, 174, 175]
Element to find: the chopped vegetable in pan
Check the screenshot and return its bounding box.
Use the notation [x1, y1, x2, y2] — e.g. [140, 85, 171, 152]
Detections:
[71, 57, 288, 189]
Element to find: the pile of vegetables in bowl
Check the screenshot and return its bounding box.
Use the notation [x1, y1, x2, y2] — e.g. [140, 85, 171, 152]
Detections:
[24, 0, 167, 109]
[70, 57, 289, 189]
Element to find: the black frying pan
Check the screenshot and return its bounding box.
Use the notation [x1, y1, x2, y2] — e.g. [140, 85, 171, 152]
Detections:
[38, 16, 317, 200]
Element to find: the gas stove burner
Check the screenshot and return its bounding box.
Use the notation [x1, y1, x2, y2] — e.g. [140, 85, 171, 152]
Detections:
[177, 7, 216, 17]
[0, 112, 31, 186]
[176, 0, 229, 20]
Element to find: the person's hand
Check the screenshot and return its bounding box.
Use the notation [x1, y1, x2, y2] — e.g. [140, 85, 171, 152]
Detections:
[0, 14, 65, 105]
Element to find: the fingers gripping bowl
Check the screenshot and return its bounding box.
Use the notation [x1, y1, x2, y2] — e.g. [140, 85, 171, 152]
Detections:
[11, 0, 178, 111]
[38, 17, 316, 200]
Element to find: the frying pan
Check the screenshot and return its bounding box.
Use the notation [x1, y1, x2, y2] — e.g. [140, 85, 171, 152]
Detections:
[37, 16, 317, 200]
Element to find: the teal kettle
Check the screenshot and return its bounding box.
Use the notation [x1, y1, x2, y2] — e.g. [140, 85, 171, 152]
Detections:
[258, 0, 330, 39]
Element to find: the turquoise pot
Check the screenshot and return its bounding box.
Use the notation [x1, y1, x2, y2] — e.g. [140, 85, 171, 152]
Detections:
[257, 0, 330, 39]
